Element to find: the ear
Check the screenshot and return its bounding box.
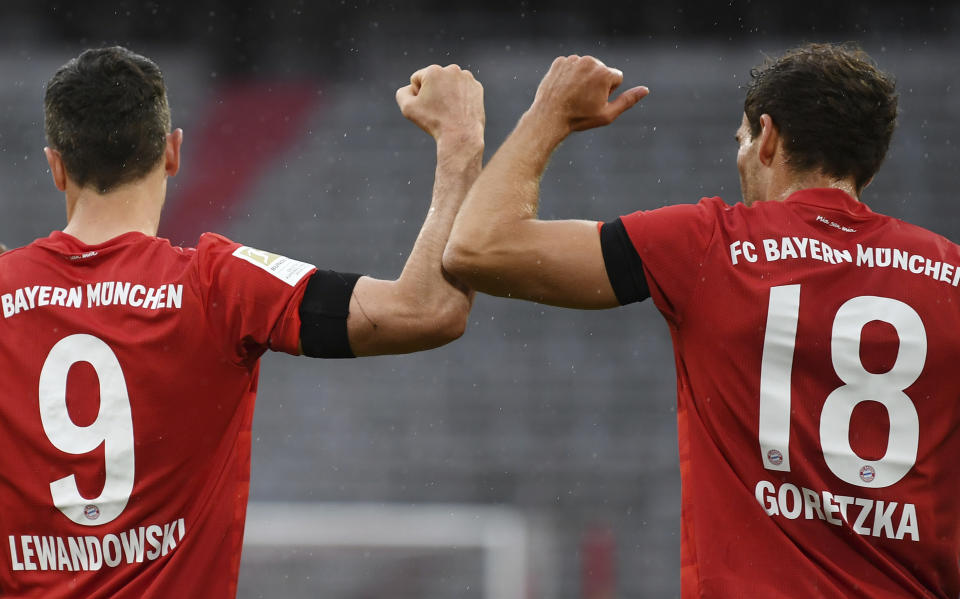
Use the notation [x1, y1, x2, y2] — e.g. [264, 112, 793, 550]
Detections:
[756, 114, 780, 167]
[44, 147, 68, 192]
[165, 129, 183, 177]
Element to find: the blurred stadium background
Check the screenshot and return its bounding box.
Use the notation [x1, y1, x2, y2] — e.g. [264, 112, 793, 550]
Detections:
[1, 2, 958, 597]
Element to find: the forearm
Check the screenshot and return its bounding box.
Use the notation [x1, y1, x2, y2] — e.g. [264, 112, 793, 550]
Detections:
[472, 107, 565, 220]
[444, 108, 568, 290]
[340, 63, 487, 356]
[442, 55, 646, 308]
[348, 134, 482, 356]
[398, 133, 483, 297]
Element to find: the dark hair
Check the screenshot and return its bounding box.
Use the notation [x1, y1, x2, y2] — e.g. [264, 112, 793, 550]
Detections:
[744, 42, 897, 192]
[44, 46, 171, 193]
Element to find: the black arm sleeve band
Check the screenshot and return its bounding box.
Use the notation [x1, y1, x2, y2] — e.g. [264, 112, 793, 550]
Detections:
[599, 219, 651, 305]
[299, 270, 362, 358]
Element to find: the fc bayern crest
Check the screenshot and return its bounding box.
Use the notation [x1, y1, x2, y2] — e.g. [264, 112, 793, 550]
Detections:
[84, 504, 101, 521]
[767, 449, 783, 466]
[859, 465, 876, 483]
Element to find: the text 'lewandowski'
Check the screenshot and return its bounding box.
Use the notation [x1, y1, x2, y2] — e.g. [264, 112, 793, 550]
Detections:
[8, 518, 186, 572]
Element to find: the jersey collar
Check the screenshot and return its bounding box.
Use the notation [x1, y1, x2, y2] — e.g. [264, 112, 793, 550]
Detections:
[34, 230, 154, 260]
[783, 188, 874, 220]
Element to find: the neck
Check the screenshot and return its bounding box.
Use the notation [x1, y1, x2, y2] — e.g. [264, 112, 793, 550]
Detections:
[770, 170, 859, 203]
[62, 173, 166, 245]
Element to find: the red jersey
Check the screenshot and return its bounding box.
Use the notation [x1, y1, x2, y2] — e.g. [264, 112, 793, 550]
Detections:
[619, 189, 960, 598]
[0, 231, 314, 598]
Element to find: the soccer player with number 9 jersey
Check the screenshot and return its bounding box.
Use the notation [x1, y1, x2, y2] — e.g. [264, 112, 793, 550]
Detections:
[0, 47, 483, 597]
[444, 44, 958, 597]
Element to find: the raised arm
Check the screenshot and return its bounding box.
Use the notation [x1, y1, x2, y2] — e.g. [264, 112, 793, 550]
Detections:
[343, 64, 484, 356]
[442, 55, 648, 309]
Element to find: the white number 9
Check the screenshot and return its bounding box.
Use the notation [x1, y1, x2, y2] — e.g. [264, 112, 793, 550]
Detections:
[38, 334, 135, 526]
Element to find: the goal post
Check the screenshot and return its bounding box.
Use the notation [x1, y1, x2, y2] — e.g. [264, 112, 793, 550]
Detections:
[242, 501, 534, 599]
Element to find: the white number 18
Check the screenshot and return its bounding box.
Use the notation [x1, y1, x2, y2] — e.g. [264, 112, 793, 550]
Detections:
[759, 285, 925, 488]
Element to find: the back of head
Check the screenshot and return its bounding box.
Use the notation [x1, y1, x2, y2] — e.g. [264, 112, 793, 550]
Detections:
[744, 42, 898, 193]
[44, 46, 170, 194]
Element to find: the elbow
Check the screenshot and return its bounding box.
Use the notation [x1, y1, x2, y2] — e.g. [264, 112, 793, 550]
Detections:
[441, 241, 468, 278]
[441, 307, 469, 343]
[442, 240, 487, 288]
[399, 304, 466, 354]
[431, 294, 470, 345]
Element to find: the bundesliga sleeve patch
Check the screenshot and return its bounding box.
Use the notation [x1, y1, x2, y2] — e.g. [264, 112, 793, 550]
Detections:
[231, 246, 315, 287]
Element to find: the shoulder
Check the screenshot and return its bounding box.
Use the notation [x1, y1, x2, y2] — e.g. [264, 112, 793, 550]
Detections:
[194, 232, 238, 253]
[0, 235, 68, 269]
[619, 196, 731, 245]
[194, 232, 285, 263]
[191, 233, 248, 267]
[885, 215, 960, 257]
[0, 244, 30, 262]
[622, 196, 732, 226]
[193, 233, 316, 289]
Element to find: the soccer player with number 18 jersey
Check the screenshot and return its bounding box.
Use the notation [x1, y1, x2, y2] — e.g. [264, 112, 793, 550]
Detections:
[444, 44, 960, 597]
[0, 47, 483, 597]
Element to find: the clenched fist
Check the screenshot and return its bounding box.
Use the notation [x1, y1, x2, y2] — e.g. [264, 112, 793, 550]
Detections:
[396, 64, 484, 143]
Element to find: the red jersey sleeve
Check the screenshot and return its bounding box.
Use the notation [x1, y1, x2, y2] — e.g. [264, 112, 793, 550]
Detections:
[194, 233, 317, 363]
[619, 197, 725, 324]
